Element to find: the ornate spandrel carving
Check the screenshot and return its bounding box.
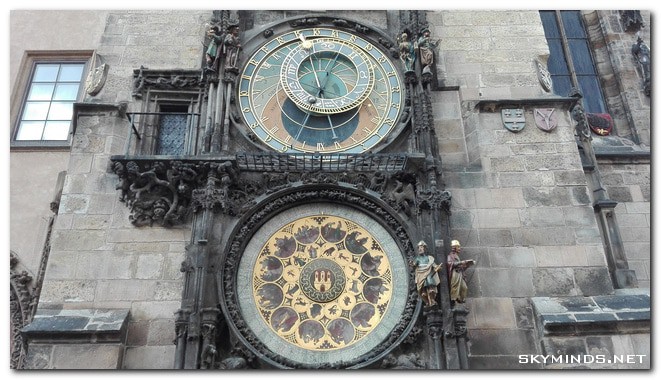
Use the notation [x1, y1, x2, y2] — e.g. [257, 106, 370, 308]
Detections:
[112, 160, 205, 226]
[416, 186, 451, 215]
[132, 67, 203, 98]
[10, 252, 34, 369]
[380, 352, 426, 369]
[191, 161, 242, 215]
[384, 171, 417, 217]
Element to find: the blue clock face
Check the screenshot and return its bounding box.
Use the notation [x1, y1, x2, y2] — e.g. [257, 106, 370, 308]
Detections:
[281, 37, 375, 115]
[238, 28, 404, 154]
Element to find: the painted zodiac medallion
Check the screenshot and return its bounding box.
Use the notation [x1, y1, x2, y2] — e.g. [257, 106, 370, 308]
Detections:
[250, 214, 393, 351]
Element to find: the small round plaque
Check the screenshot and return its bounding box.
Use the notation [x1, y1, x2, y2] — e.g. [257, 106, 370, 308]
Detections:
[299, 259, 346, 303]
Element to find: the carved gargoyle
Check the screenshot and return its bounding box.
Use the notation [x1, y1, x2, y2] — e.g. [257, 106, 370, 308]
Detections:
[388, 180, 416, 216]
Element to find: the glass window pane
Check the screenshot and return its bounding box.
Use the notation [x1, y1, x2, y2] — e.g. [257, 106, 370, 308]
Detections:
[561, 11, 587, 38]
[33, 64, 60, 82]
[547, 39, 569, 75]
[551, 75, 573, 97]
[27, 83, 55, 101]
[539, 11, 561, 39]
[22, 102, 50, 120]
[47, 102, 74, 120]
[43, 121, 71, 140]
[59, 64, 85, 82]
[578, 76, 606, 113]
[569, 39, 597, 75]
[16, 121, 45, 140]
[53, 83, 80, 101]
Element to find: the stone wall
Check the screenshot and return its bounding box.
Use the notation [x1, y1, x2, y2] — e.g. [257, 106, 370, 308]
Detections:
[89, 10, 208, 104]
[599, 160, 651, 288]
[34, 10, 208, 368]
[39, 107, 187, 368]
[429, 10, 550, 101]
[443, 104, 618, 368]
[10, 10, 109, 291]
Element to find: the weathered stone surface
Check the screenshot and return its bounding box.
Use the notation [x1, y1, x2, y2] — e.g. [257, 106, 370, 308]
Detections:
[469, 355, 543, 369]
[470, 297, 517, 329]
[123, 345, 177, 369]
[468, 329, 538, 356]
[541, 337, 587, 356]
[479, 268, 534, 297]
[532, 268, 576, 296]
[573, 267, 614, 296]
[519, 207, 565, 227]
[488, 246, 535, 268]
[477, 229, 514, 247]
[23, 344, 52, 369]
[147, 319, 176, 346]
[39, 280, 97, 304]
[476, 208, 521, 228]
[52, 344, 123, 369]
[512, 298, 535, 329]
[127, 321, 149, 346]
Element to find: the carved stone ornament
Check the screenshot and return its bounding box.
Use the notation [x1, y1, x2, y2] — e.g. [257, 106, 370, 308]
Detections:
[10, 252, 34, 369]
[84, 63, 108, 96]
[111, 159, 245, 226]
[620, 10, 644, 33]
[132, 67, 203, 98]
[632, 35, 651, 97]
[501, 108, 526, 133]
[535, 59, 553, 93]
[416, 186, 452, 214]
[534, 108, 558, 133]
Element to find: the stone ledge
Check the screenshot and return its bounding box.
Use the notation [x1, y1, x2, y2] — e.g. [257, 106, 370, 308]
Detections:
[531, 289, 650, 336]
[22, 308, 130, 344]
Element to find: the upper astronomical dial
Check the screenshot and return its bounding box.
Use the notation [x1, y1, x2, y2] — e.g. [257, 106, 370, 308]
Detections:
[280, 37, 375, 115]
[238, 28, 404, 153]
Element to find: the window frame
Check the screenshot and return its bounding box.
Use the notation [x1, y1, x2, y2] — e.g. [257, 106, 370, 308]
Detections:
[10, 51, 92, 150]
[540, 11, 609, 114]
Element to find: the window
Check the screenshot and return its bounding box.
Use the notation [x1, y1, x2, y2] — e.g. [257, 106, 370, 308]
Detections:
[14, 62, 85, 142]
[156, 105, 189, 155]
[540, 11, 607, 114]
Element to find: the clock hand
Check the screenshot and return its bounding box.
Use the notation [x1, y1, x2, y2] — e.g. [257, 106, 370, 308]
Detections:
[326, 114, 339, 140]
[309, 54, 324, 96]
[318, 52, 341, 95]
[294, 111, 312, 141]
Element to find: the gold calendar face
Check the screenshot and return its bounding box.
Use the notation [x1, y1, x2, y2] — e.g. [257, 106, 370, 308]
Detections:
[250, 214, 393, 350]
[237, 27, 404, 153]
[235, 204, 412, 367]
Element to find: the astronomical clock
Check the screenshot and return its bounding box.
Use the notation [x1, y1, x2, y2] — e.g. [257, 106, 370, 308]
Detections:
[237, 27, 405, 153]
[221, 20, 421, 369]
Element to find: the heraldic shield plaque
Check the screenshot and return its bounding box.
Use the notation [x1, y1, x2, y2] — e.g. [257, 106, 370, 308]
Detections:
[222, 200, 417, 368]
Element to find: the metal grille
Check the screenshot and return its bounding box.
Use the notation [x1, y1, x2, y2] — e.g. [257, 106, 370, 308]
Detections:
[157, 113, 187, 155]
[236, 152, 408, 172]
